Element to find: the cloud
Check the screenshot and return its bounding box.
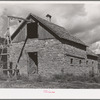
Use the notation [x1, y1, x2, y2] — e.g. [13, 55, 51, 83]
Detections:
[0, 3, 100, 46]
[66, 4, 100, 45]
[89, 41, 100, 54]
[75, 25, 100, 45]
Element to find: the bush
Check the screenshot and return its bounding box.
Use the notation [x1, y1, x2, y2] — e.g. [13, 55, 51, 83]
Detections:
[18, 74, 29, 82]
[51, 73, 100, 83]
[90, 75, 100, 83]
[19, 74, 45, 82]
[52, 73, 69, 82]
[0, 73, 8, 81]
[17, 73, 100, 83]
[35, 75, 43, 82]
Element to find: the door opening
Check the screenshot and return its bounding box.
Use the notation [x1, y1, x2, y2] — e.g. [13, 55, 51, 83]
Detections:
[28, 52, 38, 74]
[2, 55, 7, 75]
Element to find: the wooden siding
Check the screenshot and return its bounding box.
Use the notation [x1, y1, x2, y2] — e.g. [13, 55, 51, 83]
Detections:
[38, 24, 55, 39]
[12, 25, 27, 43]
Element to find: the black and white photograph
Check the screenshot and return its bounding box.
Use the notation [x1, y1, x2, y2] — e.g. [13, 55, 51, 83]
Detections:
[0, 1, 100, 90]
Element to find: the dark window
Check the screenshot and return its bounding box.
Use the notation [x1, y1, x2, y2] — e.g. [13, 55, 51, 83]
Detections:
[92, 61, 94, 64]
[79, 60, 81, 64]
[27, 22, 38, 38]
[86, 60, 88, 65]
[70, 58, 73, 64]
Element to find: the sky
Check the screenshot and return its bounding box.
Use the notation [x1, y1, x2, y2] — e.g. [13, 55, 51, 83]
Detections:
[0, 3, 100, 46]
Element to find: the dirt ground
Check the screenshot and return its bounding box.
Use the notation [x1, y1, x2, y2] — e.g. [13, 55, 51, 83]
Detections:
[0, 80, 100, 88]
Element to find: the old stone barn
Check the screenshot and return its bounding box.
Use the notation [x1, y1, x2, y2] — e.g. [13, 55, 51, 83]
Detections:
[1, 13, 98, 78]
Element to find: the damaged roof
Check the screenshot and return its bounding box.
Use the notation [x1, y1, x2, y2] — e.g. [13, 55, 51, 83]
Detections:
[11, 13, 87, 46]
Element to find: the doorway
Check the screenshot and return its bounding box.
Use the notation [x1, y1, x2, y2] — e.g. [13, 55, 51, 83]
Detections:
[2, 55, 7, 75]
[28, 52, 38, 74]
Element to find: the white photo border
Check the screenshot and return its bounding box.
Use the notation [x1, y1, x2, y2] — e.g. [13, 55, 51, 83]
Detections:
[0, 1, 100, 99]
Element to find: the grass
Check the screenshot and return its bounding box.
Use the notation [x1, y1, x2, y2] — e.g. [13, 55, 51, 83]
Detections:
[1, 79, 100, 88]
[0, 73, 100, 88]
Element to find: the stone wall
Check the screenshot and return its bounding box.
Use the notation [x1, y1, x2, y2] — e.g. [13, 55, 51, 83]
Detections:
[10, 38, 99, 78]
[10, 20, 98, 78]
[97, 54, 100, 72]
[86, 59, 98, 74]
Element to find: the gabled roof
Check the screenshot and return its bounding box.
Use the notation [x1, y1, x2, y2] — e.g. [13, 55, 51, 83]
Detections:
[11, 13, 87, 46]
[86, 48, 98, 57]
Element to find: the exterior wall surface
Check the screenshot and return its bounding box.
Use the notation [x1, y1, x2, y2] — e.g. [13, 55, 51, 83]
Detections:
[12, 25, 27, 43]
[10, 38, 99, 78]
[86, 59, 98, 74]
[10, 21, 99, 78]
[38, 24, 55, 39]
[98, 54, 100, 72]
